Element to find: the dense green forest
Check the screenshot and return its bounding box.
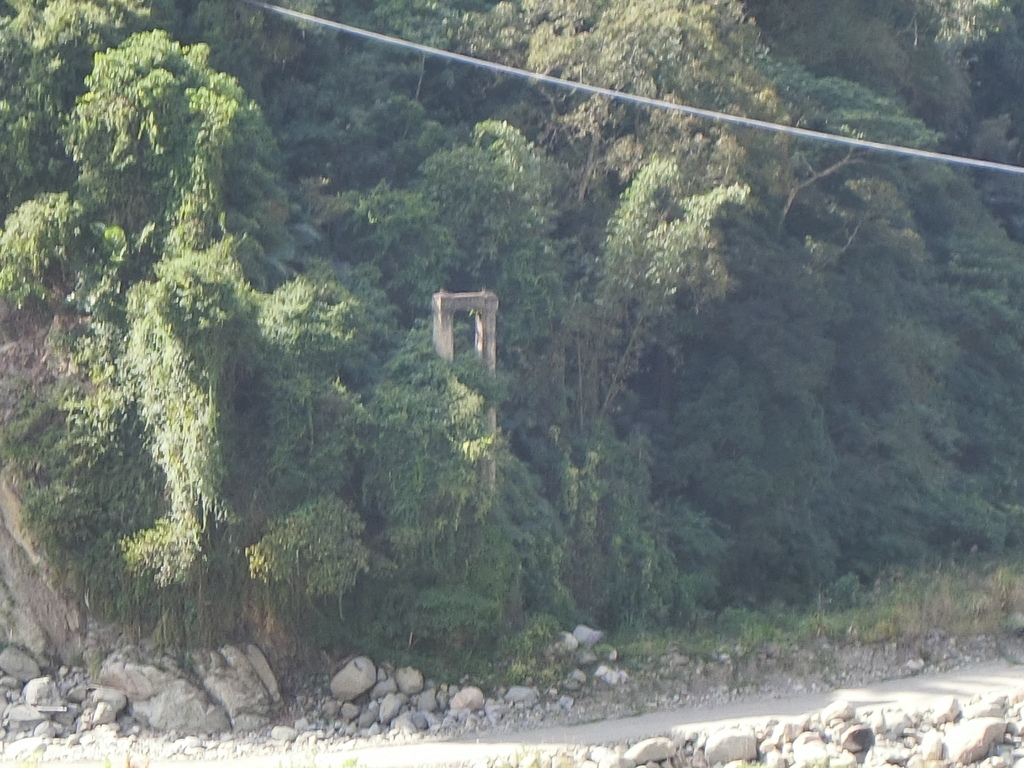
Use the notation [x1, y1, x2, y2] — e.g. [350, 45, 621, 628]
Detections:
[3, 0, 1024, 656]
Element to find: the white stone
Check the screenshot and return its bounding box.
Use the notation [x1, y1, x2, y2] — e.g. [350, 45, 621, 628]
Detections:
[378, 691, 405, 725]
[573, 625, 605, 647]
[90, 686, 128, 713]
[920, 730, 945, 761]
[0, 647, 39, 682]
[706, 726, 758, 765]
[195, 645, 274, 732]
[270, 725, 297, 742]
[22, 676, 59, 707]
[792, 732, 829, 766]
[823, 699, 856, 723]
[450, 686, 485, 712]
[5, 735, 46, 760]
[371, 676, 398, 700]
[624, 736, 674, 763]
[395, 667, 424, 696]
[932, 696, 962, 725]
[243, 644, 281, 704]
[330, 656, 377, 702]
[965, 698, 1007, 720]
[506, 686, 540, 707]
[944, 717, 1007, 764]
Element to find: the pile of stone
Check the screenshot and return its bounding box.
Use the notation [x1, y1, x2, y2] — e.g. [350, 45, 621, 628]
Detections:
[557, 687, 1024, 768]
[0, 642, 281, 749]
[0, 623, 620, 760]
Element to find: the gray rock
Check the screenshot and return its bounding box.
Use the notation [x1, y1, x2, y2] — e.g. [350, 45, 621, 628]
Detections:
[92, 701, 119, 726]
[378, 691, 405, 725]
[270, 725, 297, 742]
[840, 723, 874, 753]
[450, 686, 485, 712]
[340, 701, 360, 721]
[330, 656, 377, 702]
[884, 708, 913, 738]
[555, 632, 579, 655]
[416, 688, 438, 713]
[0, 647, 39, 682]
[792, 731, 829, 766]
[624, 736, 674, 763]
[131, 679, 231, 735]
[573, 625, 606, 647]
[705, 726, 758, 764]
[32, 719, 58, 738]
[395, 667, 424, 696]
[965, 698, 1008, 720]
[6, 703, 46, 731]
[932, 696, 962, 725]
[506, 685, 539, 707]
[823, 699, 856, 723]
[920, 729, 945, 761]
[243, 645, 281, 704]
[22, 676, 59, 707]
[357, 701, 379, 729]
[945, 717, 1007, 764]
[371, 676, 398, 700]
[594, 665, 628, 685]
[195, 645, 274, 732]
[391, 711, 424, 734]
[90, 686, 128, 713]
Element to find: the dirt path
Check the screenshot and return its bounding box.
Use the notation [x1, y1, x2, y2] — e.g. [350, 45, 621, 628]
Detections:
[9, 658, 1023, 768]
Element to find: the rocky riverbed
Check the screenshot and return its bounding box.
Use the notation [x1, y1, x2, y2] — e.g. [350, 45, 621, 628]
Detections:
[1, 627, 1023, 765]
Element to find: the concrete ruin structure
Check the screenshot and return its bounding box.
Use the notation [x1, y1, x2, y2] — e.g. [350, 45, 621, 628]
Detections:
[431, 290, 498, 484]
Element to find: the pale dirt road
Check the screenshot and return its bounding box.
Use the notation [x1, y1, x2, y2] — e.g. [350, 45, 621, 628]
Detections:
[6, 659, 1024, 768]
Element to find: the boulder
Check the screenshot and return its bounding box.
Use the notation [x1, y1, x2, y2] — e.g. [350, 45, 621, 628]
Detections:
[573, 625, 605, 647]
[331, 656, 377, 702]
[505, 686, 539, 707]
[944, 717, 1007, 764]
[378, 691, 405, 725]
[823, 699, 856, 723]
[6, 703, 47, 731]
[705, 726, 758, 765]
[22, 676, 59, 707]
[99, 657, 175, 701]
[91, 701, 118, 726]
[921, 729, 945, 761]
[371, 676, 398, 700]
[395, 667, 424, 696]
[792, 731, 830, 766]
[0, 647, 39, 682]
[840, 723, 875, 753]
[243, 644, 281, 704]
[625, 736, 674, 763]
[270, 725, 297, 742]
[131, 678, 231, 735]
[195, 645, 275, 732]
[90, 687, 128, 714]
[932, 696, 962, 725]
[450, 686, 485, 712]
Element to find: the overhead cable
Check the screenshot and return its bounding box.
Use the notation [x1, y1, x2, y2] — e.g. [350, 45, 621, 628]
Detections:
[241, 0, 1024, 177]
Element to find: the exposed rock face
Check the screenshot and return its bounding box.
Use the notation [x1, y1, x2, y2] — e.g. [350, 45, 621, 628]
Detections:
[100, 655, 230, 735]
[0, 647, 39, 682]
[193, 645, 279, 732]
[0, 478, 82, 662]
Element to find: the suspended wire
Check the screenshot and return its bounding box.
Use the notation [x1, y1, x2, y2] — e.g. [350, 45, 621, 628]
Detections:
[241, 0, 1024, 177]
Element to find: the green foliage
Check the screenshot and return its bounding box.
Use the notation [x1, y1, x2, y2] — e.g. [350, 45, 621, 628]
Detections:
[9, 0, 1024, 660]
[0, 193, 81, 308]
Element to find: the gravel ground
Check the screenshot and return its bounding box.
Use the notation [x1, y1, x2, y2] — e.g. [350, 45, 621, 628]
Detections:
[3, 631, 1024, 767]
